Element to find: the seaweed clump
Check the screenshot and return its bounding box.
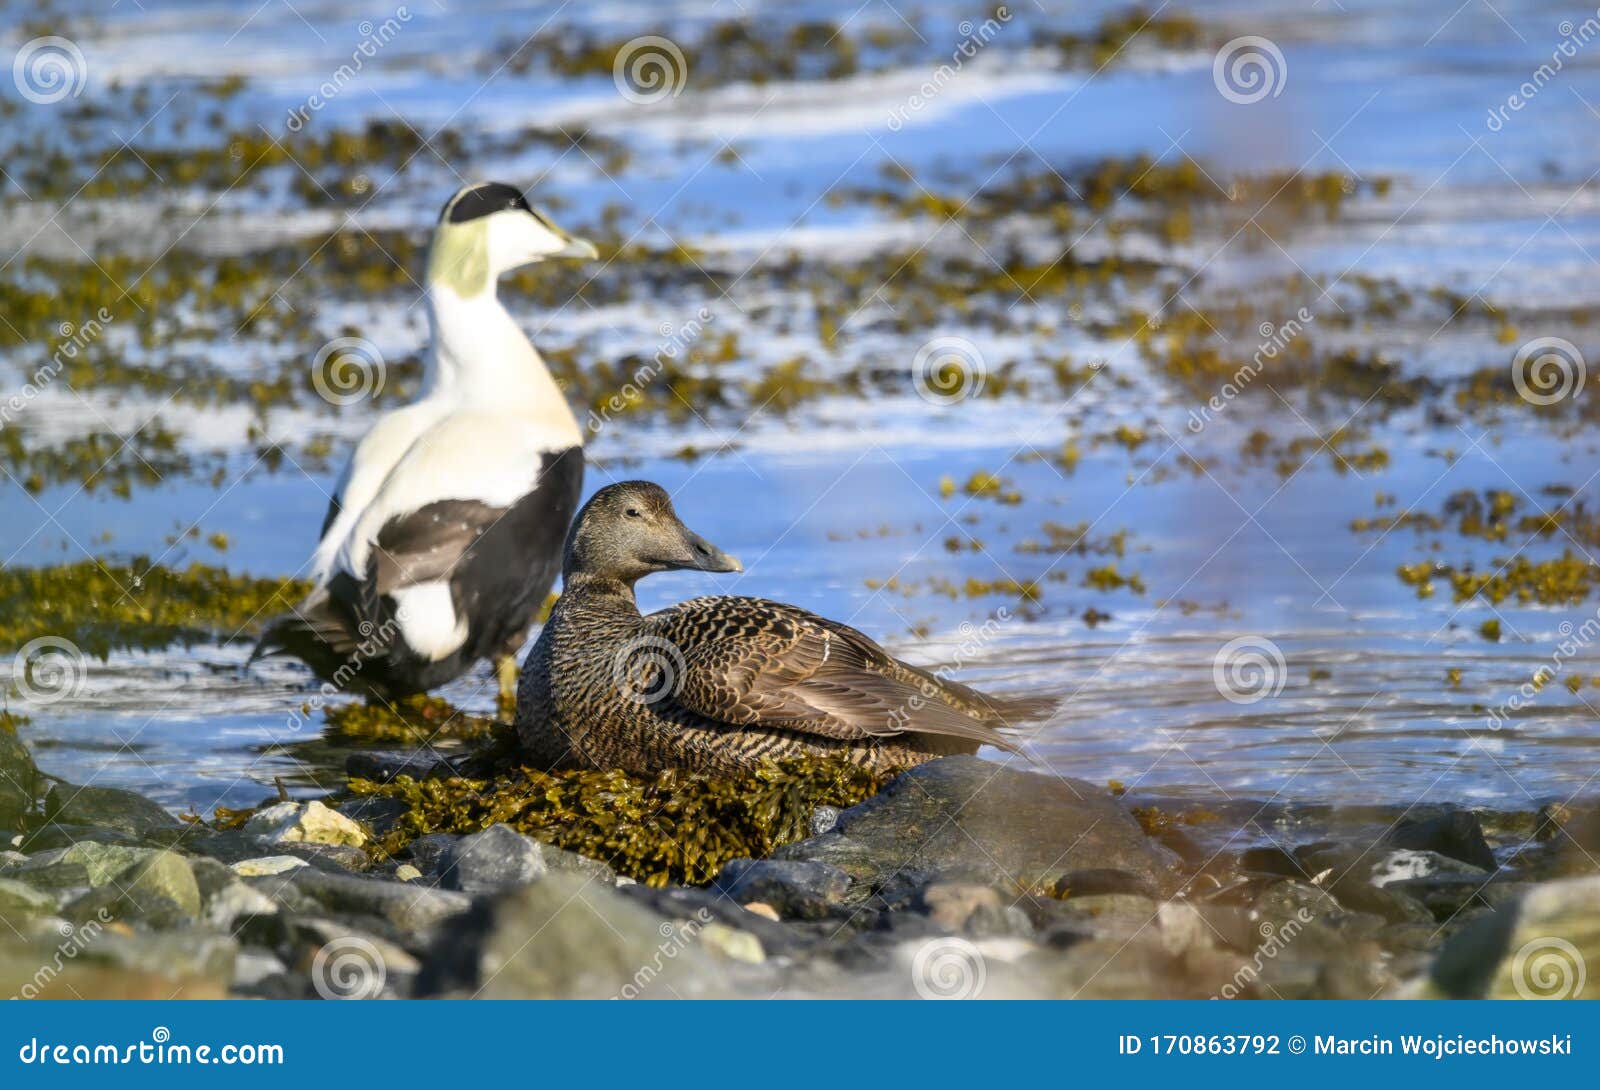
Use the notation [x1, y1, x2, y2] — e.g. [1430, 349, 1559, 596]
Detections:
[0, 559, 310, 657]
[322, 694, 499, 746]
[349, 756, 889, 887]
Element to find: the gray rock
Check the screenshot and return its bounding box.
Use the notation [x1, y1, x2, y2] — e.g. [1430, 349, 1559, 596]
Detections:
[230, 855, 308, 877]
[777, 756, 1178, 897]
[1370, 848, 1488, 888]
[1384, 810, 1496, 872]
[714, 859, 850, 919]
[48, 842, 158, 886]
[418, 872, 753, 999]
[809, 805, 841, 837]
[204, 880, 280, 930]
[261, 867, 471, 932]
[68, 850, 202, 925]
[43, 784, 179, 837]
[1425, 874, 1600, 999]
[415, 825, 616, 891]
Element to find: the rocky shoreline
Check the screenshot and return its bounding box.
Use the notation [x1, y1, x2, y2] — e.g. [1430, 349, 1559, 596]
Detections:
[3, 724, 1596, 1000]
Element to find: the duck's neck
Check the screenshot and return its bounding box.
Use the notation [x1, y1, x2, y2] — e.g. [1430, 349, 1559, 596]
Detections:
[421, 274, 580, 446]
[559, 573, 641, 615]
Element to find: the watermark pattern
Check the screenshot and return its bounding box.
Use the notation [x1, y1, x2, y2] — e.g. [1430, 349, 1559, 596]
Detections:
[280, 614, 405, 735]
[311, 935, 387, 1000]
[611, 635, 687, 705]
[886, 609, 1011, 732]
[615, 908, 713, 999]
[1511, 336, 1586, 406]
[1212, 36, 1287, 105]
[311, 337, 386, 406]
[1486, 12, 1600, 132]
[10, 910, 114, 1000]
[1186, 307, 1314, 433]
[1511, 936, 1586, 999]
[1212, 635, 1287, 704]
[1, 308, 114, 431]
[911, 936, 986, 999]
[285, 8, 413, 132]
[11, 636, 89, 705]
[613, 36, 688, 104]
[12, 36, 87, 104]
[1213, 908, 1315, 999]
[1485, 606, 1600, 729]
[886, 8, 1011, 132]
[912, 335, 987, 405]
[585, 307, 714, 436]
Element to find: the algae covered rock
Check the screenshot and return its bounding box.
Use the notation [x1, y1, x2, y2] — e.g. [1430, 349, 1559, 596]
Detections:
[43, 783, 180, 837]
[349, 755, 887, 886]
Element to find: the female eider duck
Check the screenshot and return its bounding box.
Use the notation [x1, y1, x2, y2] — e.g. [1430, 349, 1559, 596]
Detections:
[255, 182, 596, 708]
[516, 482, 1042, 776]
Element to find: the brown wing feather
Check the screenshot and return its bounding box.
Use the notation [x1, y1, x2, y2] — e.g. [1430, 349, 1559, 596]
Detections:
[647, 597, 1021, 751]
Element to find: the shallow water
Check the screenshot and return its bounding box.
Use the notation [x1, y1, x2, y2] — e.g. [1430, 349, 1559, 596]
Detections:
[4, 0, 1600, 813]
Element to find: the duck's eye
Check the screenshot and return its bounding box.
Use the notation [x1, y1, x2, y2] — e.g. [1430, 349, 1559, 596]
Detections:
[625, 507, 642, 519]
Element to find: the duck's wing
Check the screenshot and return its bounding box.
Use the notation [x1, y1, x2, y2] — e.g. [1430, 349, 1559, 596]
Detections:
[644, 597, 1022, 751]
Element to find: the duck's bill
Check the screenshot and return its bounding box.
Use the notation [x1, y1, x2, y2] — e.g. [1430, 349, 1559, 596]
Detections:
[672, 527, 743, 573]
[551, 233, 599, 260]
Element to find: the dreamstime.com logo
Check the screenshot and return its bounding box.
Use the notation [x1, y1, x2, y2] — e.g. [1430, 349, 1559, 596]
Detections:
[613, 36, 688, 104]
[1511, 336, 1586, 406]
[311, 936, 387, 1000]
[10, 636, 88, 705]
[1512, 937, 1587, 999]
[311, 336, 386, 406]
[12, 36, 86, 104]
[611, 635, 687, 705]
[1212, 36, 1287, 104]
[1212, 635, 1286, 704]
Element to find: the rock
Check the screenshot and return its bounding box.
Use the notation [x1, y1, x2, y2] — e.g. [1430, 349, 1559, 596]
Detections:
[714, 859, 849, 919]
[418, 873, 748, 999]
[743, 902, 780, 921]
[0, 928, 234, 999]
[809, 805, 841, 837]
[0, 728, 42, 830]
[1426, 875, 1600, 999]
[0, 877, 55, 917]
[777, 756, 1178, 896]
[49, 842, 158, 886]
[1384, 810, 1496, 871]
[288, 918, 420, 998]
[231, 855, 309, 877]
[1253, 880, 1341, 924]
[1370, 848, 1489, 888]
[43, 783, 179, 837]
[344, 751, 454, 783]
[262, 868, 471, 932]
[427, 825, 545, 893]
[699, 923, 765, 963]
[233, 948, 288, 989]
[243, 800, 366, 847]
[6, 859, 91, 895]
[73, 850, 202, 924]
[394, 864, 422, 882]
[1047, 868, 1162, 899]
[204, 880, 279, 930]
[334, 795, 411, 836]
[917, 882, 1006, 932]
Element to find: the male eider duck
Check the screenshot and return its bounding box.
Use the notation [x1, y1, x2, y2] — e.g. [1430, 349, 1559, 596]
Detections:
[516, 482, 1042, 775]
[256, 182, 596, 708]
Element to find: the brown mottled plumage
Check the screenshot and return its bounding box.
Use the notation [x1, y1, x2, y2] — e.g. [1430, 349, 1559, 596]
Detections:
[516, 482, 1046, 776]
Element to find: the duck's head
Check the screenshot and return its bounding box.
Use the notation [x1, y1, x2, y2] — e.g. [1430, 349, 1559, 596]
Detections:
[427, 181, 598, 297]
[564, 481, 743, 584]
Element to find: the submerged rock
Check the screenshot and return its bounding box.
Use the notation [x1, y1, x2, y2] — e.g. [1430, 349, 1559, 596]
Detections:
[1383, 810, 1496, 871]
[777, 756, 1178, 897]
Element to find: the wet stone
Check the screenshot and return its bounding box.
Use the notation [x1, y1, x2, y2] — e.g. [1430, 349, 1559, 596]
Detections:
[43, 784, 180, 837]
[714, 858, 850, 919]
